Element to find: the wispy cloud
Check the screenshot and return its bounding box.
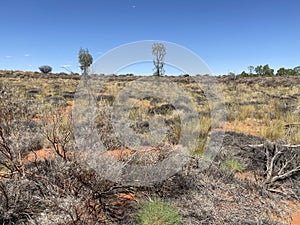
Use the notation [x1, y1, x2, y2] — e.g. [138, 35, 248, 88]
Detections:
[61, 64, 72, 68]
[5, 56, 12, 58]
[24, 54, 30, 57]
[132, 5, 136, 8]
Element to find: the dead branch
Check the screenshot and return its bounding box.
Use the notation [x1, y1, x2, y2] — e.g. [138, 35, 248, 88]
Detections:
[42, 110, 72, 161]
[248, 141, 300, 187]
[284, 123, 300, 128]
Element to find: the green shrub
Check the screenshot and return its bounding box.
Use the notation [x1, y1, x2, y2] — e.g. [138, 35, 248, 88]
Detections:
[136, 197, 181, 225]
[223, 159, 244, 172]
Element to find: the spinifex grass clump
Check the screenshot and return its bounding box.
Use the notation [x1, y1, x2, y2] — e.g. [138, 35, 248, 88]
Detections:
[259, 120, 285, 141]
[193, 116, 211, 155]
[223, 159, 244, 172]
[136, 197, 181, 225]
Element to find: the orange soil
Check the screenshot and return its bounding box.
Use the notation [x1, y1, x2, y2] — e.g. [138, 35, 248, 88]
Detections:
[116, 193, 135, 207]
[23, 148, 57, 162]
[219, 119, 265, 136]
[105, 149, 135, 160]
[235, 171, 259, 183]
[23, 146, 159, 164]
[58, 102, 74, 114]
[292, 206, 300, 225]
[23, 146, 160, 164]
[104, 147, 160, 160]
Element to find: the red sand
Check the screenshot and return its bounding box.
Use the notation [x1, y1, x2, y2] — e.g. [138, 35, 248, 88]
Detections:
[292, 208, 300, 225]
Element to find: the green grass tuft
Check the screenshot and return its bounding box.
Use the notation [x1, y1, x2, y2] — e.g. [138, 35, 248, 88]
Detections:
[136, 197, 181, 225]
[223, 159, 244, 172]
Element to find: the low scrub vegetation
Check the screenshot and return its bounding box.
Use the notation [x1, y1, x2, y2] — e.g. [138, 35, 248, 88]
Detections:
[0, 73, 299, 224]
[223, 159, 244, 172]
[136, 197, 181, 225]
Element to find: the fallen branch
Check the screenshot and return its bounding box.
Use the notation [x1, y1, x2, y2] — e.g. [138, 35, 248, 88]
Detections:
[282, 144, 300, 148]
[249, 144, 300, 148]
[248, 141, 300, 187]
[284, 123, 300, 128]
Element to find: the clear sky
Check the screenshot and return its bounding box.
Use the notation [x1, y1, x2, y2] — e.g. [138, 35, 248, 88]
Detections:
[1, 0, 299, 75]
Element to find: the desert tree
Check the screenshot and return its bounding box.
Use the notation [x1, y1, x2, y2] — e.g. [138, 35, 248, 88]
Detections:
[240, 71, 248, 77]
[152, 43, 166, 76]
[277, 67, 297, 76]
[255, 64, 274, 76]
[255, 65, 263, 76]
[276, 67, 286, 76]
[287, 68, 297, 76]
[262, 64, 274, 76]
[78, 48, 93, 76]
[39, 65, 52, 74]
[247, 66, 254, 75]
[294, 66, 300, 75]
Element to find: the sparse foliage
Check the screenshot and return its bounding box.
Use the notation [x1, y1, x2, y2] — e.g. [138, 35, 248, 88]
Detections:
[78, 48, 93, 76]
[41, 107, 72, 161]
[255, 65, 263, 76]
[248, 65, 254, 75]
[152, 43, 166, 76]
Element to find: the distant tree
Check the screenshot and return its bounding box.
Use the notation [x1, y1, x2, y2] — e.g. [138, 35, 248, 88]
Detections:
[248, 66, 254, 75]
[277, 67, 298, 76]
[255, 64, 273, 76]
[78, 48, 93, 76]
[287, 68, 297, 76]
[39, 65, 52, 74]
[152, 43, 166, 76]
[255, 65, 263, 76]
[294, 66, 300, 74]
[268, 69, 275, 76]
[276, 67, 286, 76]
[262, 64, 274, 76]
[240, 71, 248, 77]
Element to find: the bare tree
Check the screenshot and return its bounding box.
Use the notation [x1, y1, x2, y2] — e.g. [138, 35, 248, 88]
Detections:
[248, 66, 254, 75]
[152, 43, 166, 76]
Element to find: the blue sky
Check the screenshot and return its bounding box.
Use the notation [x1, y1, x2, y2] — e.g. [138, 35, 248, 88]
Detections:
[0, 0, 299, 75]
